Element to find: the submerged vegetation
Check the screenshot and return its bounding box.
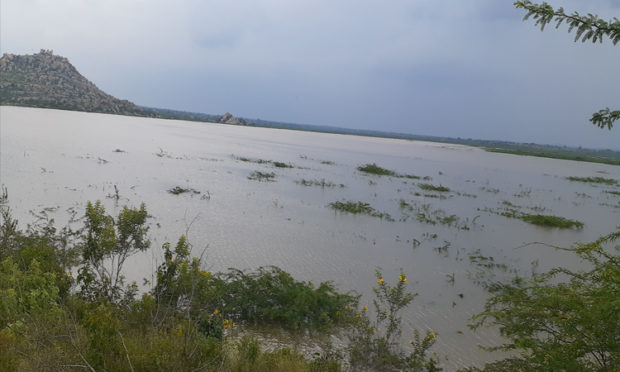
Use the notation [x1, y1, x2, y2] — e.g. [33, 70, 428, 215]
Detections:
[484, 203, 584, 229]
[400, 199, 472, 230]
[418, 183, 450, 193]
[295, 179, 345, 188]
[566, 176, 618, 185]
[357, 163, 397, 176]
[357, 163, 421, 180]
[485, 147, 620, 166]
[168, 186, 200, 195]
[329, 200, 394, 221]
[248, 171, 277, 182]
[520, 214, 584, 229]
[234, 155, 294, 168]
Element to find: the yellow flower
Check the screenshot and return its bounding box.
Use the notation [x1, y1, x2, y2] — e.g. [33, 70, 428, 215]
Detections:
[402, 277, 407, 283]
[345, 305, 351, 310]
[199, 270, 212, 278]
[398, 274, 407, 283]
[362, 306, 368, 312]
[214, 309, 219, 315]
[431, 332, 437, 340]
[409, 340, 413, 344]
[377, 278, 384, 284]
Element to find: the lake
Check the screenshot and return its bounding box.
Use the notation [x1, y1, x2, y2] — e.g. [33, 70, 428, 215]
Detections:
[2, 106, 619, 369]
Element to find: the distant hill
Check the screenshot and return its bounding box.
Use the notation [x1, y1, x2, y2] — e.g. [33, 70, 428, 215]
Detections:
[0, 49, 151, 116]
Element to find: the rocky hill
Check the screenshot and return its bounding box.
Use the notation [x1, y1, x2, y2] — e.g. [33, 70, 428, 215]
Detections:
[0, 50, 151, 116]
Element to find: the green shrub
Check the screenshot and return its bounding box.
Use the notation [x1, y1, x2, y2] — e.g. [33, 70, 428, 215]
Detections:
[471, 229, 620, 371]
[348, 270, 441, 371]
[208, 266, 359, 330]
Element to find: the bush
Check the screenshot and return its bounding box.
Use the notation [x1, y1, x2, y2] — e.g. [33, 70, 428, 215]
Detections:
[348, 270, 441, 371]
[470, 229, 620, 371]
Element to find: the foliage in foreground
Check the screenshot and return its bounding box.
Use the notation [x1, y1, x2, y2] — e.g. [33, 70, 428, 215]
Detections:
[3, 197, 617, 371]
[470, 229, 620, 371]
[515, 1, 619, 130]
[0, 200, 443, 371]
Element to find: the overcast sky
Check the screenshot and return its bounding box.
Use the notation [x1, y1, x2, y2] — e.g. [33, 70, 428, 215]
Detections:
[2, 0, 619, 149]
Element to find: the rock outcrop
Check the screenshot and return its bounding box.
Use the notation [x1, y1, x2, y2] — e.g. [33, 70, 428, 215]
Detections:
[0, 49, 151, 116]
[219, 112, 247, 125]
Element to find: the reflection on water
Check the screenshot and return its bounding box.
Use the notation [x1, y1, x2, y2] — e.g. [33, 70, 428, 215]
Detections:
[2, 106, 619, 369]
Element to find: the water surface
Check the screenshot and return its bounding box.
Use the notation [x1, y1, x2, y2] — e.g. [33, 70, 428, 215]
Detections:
[2, 106, 619, 369]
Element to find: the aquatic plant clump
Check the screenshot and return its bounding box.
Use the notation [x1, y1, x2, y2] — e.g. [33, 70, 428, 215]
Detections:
[399, 199, 471, 230]
[520, 214, 584, 229]
[484, 203, 583, 229]
[168, 186, 200, 195]
[295, 179, 345, 188]
[234, 155, 294, 168]
[357, 163, 397, 176]
[357, 163, 421, 179]
[418, 183, 450, 192]
[566, 176, 617, 185]
[329, 200, 394, 221]
[248, 171, 276, 182]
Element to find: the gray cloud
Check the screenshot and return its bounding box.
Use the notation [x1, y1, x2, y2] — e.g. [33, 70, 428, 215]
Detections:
[2, 0, 619, 149]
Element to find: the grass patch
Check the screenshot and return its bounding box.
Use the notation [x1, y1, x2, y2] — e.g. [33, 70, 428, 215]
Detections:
[329, 200, 393, 221]
[418, 183, 450, 192]
[248, 171, 276, 182]
[566, 176, 617, 185]
[295, 179, 345, 188]
[604, 190, 620, 196]
[168, 186, 200, 195]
